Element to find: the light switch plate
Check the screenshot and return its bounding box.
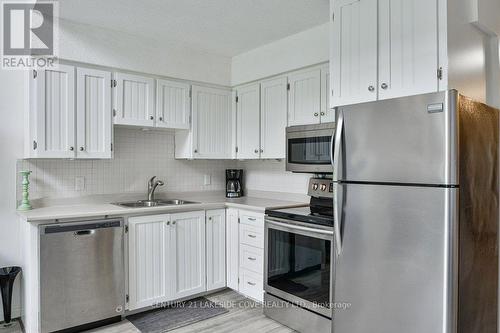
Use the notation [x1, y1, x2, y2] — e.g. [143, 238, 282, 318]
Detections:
[75, 176, 85, 191]
[204, 174, 211, 185]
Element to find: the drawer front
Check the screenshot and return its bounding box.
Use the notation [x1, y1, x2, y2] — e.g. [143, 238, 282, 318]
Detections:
[240, 244, 263, 274]
[239, 211, 264, 228]
[239, 268, 264, 302]
[240, 223, 264, 248]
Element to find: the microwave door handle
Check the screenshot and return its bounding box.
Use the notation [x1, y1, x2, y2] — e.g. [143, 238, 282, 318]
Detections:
[333, 109, 344, 256]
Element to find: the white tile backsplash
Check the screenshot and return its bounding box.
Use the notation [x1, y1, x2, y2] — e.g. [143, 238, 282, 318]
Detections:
[17, 127, 234, 200]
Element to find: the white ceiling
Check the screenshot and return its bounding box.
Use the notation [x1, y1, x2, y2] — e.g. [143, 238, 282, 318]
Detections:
[58, 0, 329, 57]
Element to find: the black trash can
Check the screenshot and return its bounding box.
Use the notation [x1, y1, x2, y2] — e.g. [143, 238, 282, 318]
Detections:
[0, 266, 21, 327]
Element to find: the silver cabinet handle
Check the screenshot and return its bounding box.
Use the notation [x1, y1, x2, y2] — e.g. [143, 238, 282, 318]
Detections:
[172, 221, 176, 225]
[248, 234, 256, 238]
[167, 221, 170, 225]
[368, 85, 375, 92]
[260, 149, 263, 153]
[79, 147, 84, 151]
[314, 112, 319, 117]
[247, 217, 256, 221]
[149, 116, 154, 120]
[159, 117, 163, 121]
[381, 83, 388, 89]
[321, 112, 325, 116]
[247, 281, 256, 286]
[254, 149, 259, 153]
[69, 146, 74, 151]
[194, 149, 198, 153]
[247, 257, 256, 261]
[208, 217, 212, 221]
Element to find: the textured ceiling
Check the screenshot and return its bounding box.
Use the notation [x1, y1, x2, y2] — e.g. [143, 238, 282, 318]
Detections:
[58, 0, 329, 57]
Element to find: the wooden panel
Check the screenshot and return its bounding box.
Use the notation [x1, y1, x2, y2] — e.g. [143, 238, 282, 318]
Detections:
[331, 0, 378, 106]
[192, 85, 232, 159]
[320, 64, 335, 123]
[378, 0, 439, 100]
[170, 211, 206, 299]
[76, 67, 112, 159]
[288, 68, 321, 126]
[35, 65, 75, 158]
[260, 77, 287, 159]
[226, 208, 239, 291]
[114, 73, 155, 127]
[206, 209, 226, 291]
[156, 79, 190, 129]
[128, 214, 169, 310]
[236, 83, 260, 159]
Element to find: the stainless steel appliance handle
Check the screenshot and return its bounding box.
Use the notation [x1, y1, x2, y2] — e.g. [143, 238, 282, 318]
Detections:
[333, 110, 344, 255]
[266, 219, 334, 236]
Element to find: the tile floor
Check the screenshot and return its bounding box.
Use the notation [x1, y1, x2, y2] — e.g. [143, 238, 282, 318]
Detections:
[5, 290, 295, 333]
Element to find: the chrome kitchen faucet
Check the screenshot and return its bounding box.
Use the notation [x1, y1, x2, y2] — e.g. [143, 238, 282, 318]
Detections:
[147, 176, 164, 202]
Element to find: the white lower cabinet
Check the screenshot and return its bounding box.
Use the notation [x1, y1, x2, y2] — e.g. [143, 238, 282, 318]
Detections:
[206, 209, 226, 291]
[225, 208, 265, 302]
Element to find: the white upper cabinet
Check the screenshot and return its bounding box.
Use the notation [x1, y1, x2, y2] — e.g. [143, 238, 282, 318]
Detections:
[113, 73, 155, 127]
[170, 211, 207, 299]
[236, 83, 261, 159]
[320, 64, 335, 123]
[260, 77, 288, 158]
[190, 85, 232, 159]
[76, 68, 112, 159]
[331, 0, 378, 107]
[128, 214, 170, 310]
[287, 68, 321, 126]
[378, 0, 439, 100]
[30, 65, 76, 158]
[156, 79, 191, 129]
[206, 209, 226, 291]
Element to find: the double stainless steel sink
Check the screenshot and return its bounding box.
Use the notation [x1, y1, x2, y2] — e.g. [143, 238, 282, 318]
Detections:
[113, 199, 199, 208]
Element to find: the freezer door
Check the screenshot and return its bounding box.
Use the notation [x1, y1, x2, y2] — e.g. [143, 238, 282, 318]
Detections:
[337, 90, 458, 185]
[332, 184, 457, 333]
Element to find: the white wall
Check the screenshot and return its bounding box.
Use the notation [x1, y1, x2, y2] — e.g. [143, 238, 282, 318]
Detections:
[59, 19, 232, 86]
[0, 70, 25, 321]
[231, 23, 329, 85]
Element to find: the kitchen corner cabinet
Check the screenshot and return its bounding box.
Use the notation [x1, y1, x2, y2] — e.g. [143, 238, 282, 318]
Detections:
[330, 0, 439, 107]
[287, 68, 321, 126]
[206, 209, 226, 291]
[156, 79, 191, 129]
[27, 65, 112, 159]
[175, 85, 233, 159]
[113, 72, 155, 127]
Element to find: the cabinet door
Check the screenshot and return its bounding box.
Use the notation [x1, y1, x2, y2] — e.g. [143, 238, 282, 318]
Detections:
[128, 214, 170, 310]
[260, 77, 288, 159]
[206, 209, 226, 291]
[170, 211, 206, 299]
[236, 83, 260, 159]
[113, 73, 155, 127]
[378, 0, 439, 100]
[33, 65, 76, 158]
[156, 79, 190, 129]
[226, 208, 239, 290]
[331, 0, 378, 106]
[287, 68, 321, 126]
[191, 85, 232, 159]
[320, 64, 335, 123]
[76, 67, 112, 159]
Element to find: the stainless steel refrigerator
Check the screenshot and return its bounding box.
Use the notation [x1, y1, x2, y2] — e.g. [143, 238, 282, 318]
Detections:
[331, 90, 498, 333]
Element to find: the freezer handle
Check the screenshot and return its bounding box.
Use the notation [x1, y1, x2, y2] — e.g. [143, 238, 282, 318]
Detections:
[332, 110, 344, 256]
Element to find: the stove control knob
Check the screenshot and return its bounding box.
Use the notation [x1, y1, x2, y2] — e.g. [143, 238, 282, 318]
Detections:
[312, 183, 319, 191]
[320, 184, 327, 191]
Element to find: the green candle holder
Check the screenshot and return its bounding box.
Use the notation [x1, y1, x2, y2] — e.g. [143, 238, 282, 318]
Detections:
[17, 170, 32, 211]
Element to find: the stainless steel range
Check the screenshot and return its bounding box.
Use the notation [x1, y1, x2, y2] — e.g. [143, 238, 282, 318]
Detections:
[264, 177, 333, 333]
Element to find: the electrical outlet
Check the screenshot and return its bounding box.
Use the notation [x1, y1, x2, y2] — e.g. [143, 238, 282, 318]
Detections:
[203, 174, 211, 186]
[75, 176, 85, 191]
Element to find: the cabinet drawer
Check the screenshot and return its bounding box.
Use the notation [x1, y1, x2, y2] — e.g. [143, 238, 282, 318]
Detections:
[239, 268, 264, 302]
[239, 211, 264, 228]
[239, 223, 264, 249]
[240, 244, 263, 274]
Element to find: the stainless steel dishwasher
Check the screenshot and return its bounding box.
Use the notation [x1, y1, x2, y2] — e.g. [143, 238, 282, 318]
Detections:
[40, 219, 125, 333]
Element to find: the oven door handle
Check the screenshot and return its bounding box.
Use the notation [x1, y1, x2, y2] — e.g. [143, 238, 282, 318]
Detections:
[266, 219, 334, 237]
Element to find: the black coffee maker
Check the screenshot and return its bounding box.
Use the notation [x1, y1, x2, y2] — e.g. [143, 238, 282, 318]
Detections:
[226, 169, 243, 198]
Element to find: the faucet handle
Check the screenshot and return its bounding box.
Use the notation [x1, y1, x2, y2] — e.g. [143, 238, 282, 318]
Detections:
[148, 176, 157, 188]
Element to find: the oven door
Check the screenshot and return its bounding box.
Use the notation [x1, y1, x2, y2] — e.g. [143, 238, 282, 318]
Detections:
[286, 123, 335, 173]
[265, 217, 334, 318]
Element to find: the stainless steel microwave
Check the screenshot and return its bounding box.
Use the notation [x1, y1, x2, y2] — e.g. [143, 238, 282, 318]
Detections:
[286, 122, 335, 173]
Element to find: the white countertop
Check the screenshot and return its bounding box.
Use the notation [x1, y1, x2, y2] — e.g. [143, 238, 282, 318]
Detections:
[17, 191, 308, 223]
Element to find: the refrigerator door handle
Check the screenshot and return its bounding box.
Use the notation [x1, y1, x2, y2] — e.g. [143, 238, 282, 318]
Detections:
[333, 109, 344, 255]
